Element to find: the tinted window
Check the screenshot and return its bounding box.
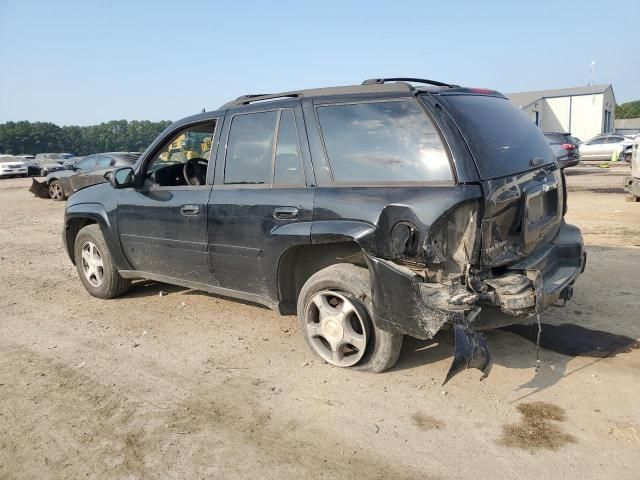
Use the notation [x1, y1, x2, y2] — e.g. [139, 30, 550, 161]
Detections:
[274, 109, 304, 185]
[317, 100, 452, 183]
[76, 156, 98, 171]
[587, 137, 605, 145]
[96, 156, 112, 168]
[544, 133, 567, 145]
[437, 95, 555, 179]
[225, 111, 277, 184]
[607, 136, 624, 143]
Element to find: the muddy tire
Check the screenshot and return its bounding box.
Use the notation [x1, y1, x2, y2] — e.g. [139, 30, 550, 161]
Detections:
[74, 224, 131, 299]
[48, 180, 65, 201]
[297, 263, 403, 373]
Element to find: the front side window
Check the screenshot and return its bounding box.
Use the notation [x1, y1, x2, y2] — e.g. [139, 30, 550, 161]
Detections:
[316, 100, 452, 183]
[76, 156, 98, 171]
[96, 156, 112, 169]
[145, 122, 215, 187]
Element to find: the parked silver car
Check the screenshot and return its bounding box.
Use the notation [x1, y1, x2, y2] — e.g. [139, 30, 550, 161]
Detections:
[579, 134, 634, 161]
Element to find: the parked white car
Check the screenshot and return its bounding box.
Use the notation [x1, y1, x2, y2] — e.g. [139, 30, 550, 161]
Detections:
[579, 134, 635, 161]
[0, 156, 29, 178]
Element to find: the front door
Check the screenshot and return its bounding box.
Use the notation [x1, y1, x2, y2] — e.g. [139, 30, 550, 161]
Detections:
[208, 104, 314, 304]
[69, 155, 99, 191]
[117, 120, 220, 284]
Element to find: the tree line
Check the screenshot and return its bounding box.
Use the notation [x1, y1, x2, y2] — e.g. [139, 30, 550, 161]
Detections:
[0, 120, 172, 156]
[615, 100, 640, 120]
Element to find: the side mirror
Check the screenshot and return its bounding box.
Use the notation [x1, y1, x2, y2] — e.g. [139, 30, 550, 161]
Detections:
[109, 167, 135, 189]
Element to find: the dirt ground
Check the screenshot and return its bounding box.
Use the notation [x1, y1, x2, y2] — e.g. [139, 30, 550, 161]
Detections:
[1, 164, 639, 479]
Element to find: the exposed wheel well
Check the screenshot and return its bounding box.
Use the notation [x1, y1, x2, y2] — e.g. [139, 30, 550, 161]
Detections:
[277, 241, 367, 315]
[65, 218, 97, 264]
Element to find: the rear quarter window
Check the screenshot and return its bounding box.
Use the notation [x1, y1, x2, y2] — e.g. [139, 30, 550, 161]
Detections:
[316, 99, 453, 184]
[437, 94, 555, 179]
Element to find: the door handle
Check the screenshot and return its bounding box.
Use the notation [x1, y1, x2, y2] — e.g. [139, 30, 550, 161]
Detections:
[273, 206, 299, 220]
[180, 204, 201, 216]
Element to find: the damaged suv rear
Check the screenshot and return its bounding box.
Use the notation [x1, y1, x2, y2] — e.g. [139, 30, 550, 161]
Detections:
[63, 78, 586, 382]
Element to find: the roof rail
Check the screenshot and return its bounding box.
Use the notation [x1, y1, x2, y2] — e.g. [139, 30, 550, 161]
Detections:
[221, 92, 301, 108]
[362, 77, 459, 88]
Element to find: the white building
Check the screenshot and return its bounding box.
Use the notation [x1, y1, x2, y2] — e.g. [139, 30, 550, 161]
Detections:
[507, 84, 616, 142]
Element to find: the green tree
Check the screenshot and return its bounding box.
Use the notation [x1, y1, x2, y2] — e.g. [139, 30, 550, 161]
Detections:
[616, 100, 640, 119]
[0, 120, 171, 155]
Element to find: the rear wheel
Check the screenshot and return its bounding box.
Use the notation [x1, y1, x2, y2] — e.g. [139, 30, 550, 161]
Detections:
[74, 224, 131, 299]
[297, 263, 403, 373]
[48, 180, 65, 201]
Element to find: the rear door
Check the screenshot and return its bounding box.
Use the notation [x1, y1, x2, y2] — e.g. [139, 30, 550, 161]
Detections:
[117, 120, 221, 284]
[208, 102, 313, 303]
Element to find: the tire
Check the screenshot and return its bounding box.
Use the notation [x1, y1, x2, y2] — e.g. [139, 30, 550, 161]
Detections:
[48, 180, 65, 201]
[297, 263, 403, 373]
[74, 224, 131, 299]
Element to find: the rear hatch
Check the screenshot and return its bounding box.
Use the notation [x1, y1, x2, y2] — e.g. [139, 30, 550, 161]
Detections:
[435, 93, 563, 267]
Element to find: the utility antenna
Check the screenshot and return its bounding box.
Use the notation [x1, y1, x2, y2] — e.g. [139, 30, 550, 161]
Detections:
[590, 60, 596, 85]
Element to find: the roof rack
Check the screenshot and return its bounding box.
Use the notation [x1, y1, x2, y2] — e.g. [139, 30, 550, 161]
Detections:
[221, 92, 302, 108]
[219, 81, 421, 109]
[362, 77, 459, 88]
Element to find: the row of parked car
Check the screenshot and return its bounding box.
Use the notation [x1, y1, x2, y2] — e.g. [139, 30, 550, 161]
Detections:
[28, 152, 140, 200]
[0, 151, 140, 199]
[543, 131, 637, 168]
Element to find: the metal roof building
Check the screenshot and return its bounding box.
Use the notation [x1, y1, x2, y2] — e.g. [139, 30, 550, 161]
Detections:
[507, 84, 616, 141]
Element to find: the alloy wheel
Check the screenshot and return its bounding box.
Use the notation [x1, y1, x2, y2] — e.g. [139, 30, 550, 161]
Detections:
[81, 242, 104, 287]
[49, 182, 63, 200]
[304, 290, 369, 367]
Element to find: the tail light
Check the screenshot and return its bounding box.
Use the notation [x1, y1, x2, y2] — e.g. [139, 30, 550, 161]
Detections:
[561, 143, 575, 150]
[561, 169, 568, 216]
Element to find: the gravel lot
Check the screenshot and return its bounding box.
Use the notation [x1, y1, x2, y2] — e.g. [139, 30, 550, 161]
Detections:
[1, 164, 639, 479]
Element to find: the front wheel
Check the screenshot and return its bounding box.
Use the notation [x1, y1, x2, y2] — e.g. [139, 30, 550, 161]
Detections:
[297, 263, 403, 373]
[74, 224, 131, 299]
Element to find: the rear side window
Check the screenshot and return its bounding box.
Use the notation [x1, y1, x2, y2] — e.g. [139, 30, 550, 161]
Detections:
[316, 100, 452, 183]
[225, 111, 278, 184]
[437, 95, 555, 179]
[274, 109, 305, 185]
[544, 134, 567, 145]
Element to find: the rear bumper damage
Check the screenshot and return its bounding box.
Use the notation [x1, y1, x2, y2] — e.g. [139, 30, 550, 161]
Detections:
[366, 222, 585, 383]
[29, 178, 50, 198]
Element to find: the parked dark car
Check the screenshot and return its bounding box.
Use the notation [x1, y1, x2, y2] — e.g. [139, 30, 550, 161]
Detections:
[543, 131, 580, 168]
[62, 78, 586, 383]
[27, 153, 68, 176]
[30, 152, 139, 200]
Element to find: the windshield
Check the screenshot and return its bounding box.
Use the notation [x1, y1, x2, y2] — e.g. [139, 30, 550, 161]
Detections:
[434, 94, 555, 179]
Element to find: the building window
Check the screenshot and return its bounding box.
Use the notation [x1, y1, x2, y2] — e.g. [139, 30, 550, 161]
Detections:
[603, 110, 611, 133]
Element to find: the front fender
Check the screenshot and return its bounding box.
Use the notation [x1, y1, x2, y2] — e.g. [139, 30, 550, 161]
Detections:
[64, 203, 132, 269]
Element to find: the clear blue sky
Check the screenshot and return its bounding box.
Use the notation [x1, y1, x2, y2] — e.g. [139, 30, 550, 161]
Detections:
[1, 0, 638, 126]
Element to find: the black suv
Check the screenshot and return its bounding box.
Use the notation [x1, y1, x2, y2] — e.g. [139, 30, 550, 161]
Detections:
[543, 131, 580, 168]
[63, 78, 586, 382]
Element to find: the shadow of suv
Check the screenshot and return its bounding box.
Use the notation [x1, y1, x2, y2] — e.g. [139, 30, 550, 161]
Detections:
[62, 78, 586, 383]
